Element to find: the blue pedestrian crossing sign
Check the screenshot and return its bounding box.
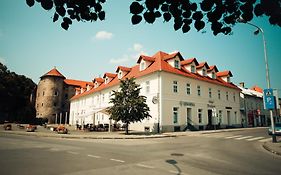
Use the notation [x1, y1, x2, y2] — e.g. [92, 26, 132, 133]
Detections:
[263, 89, 276, 110]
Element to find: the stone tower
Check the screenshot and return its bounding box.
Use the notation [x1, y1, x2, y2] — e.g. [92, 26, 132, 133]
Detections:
[35, 67, 66, 123]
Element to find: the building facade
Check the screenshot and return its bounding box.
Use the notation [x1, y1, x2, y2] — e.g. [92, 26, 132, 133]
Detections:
[239, 83, 281, 127]
[35, 67, 93, 124]
[70, 51, 241, 132]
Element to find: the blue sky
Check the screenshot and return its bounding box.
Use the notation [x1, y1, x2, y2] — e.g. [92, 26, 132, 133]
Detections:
[0, 0, 280, 93]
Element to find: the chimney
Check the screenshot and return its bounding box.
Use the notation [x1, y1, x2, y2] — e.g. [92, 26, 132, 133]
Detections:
[239, 82, 245, 88]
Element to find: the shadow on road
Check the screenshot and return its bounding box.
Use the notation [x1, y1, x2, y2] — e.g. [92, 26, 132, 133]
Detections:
[166, 159, 181, 175]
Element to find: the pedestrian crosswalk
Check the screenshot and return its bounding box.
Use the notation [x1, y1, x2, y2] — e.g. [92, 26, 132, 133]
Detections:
[200, 134, 271, 142]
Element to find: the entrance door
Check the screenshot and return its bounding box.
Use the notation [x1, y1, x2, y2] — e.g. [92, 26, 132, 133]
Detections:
[208, 109, 212, 125]
[186, 108, 192, 124]
[227, 111, 231, 125]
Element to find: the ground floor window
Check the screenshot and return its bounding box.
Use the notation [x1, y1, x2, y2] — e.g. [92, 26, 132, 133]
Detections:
[173, 107, 178, 124]
[198, 109, 202, 123]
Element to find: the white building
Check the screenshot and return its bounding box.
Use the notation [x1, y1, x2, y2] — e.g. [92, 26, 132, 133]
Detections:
[69, 51, 241, 132]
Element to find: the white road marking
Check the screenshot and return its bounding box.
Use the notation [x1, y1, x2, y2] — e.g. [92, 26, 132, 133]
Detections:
[246, 136, 265, 141]
[169, 170, 188, 175]
[67, 151, 79, 155]
[225, 135, 243, 139]
[136, 164, 155, 169]
[235, 136, 253, 140]
[258, 138, 271, 142]
[87, 154, 101, 158]
[110, 159, 125, 163]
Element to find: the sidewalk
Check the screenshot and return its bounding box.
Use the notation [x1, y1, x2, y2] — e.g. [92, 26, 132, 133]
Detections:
[1, 124, 280, 156]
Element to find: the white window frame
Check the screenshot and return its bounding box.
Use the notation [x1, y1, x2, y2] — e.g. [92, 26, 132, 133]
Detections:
[173, 107, 178, 124]
[173, 81, 178, 93]
[186, 83, 191, 95]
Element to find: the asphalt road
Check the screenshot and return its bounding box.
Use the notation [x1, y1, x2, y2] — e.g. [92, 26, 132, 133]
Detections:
[0, 128, 280, 175]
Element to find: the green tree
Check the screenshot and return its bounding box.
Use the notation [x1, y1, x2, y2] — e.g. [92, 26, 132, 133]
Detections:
[0, 62, 36, 123]
[26, 0, 280, 35]
[107, 78, 151, 134]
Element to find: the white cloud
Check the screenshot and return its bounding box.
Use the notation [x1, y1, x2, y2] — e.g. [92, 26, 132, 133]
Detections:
[95, 31, 113, 40]
[133, 43, 143, 52]
[109, 43, 147, 64]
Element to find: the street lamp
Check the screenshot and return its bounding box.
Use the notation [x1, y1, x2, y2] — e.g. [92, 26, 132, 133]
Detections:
[237, 17, 277, 143]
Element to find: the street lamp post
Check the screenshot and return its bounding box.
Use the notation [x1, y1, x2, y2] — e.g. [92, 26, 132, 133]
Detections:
[237, 18, 277, 143]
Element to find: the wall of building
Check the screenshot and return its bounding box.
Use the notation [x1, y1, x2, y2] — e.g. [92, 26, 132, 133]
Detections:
[160, 71, 241, 132]
[35, 76, 64, 123]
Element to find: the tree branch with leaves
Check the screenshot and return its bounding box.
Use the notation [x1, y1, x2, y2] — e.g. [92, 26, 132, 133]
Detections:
[106, 78, 151, 134]
[26, 0, 280, 35]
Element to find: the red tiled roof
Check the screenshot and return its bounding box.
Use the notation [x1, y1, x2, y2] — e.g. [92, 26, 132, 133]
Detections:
[163, 52, 184, 61]
[208, 65, 219, 72]
[116, 66, 131, 72]
[217, 71, 233, 77]
[103, 73, 117, 78]
[41, 67, 65, 79]
[71, 51, 240, 100]
[93, 77, 104, 83]
[137, 55, 155, 63]
[64, 79, 94, 88]
[197, 62, 210, 69]
[251, 85, 263, 93]
[181, 58, 199, 66]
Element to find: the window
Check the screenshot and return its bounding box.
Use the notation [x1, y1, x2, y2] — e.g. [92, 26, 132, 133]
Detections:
[102, 94, 105, 102]
[226, 92, 229, 100]
[140, 62, 145, 71]
[146, 81, 150, 94]
[218, 110, 223, 124]
[191, 65, 195, 73]
[197, 85, 201, 96]
[209, 88, 212, 98]
[198, 109, 202, 123]
[54, 91, 58, 96]
[65, 94, 68, 99]
[218, 90, 221, 99]
[105, 77, 109, 84]
[173, 81, 178, 93]
[174, 60, 180, 68]
[233, 92, 236, 102]
[227, 76, 230, 83]
[212, 72, 216, 79]
[186, 83, 191, 95]
[42, 91, 45, 96]
[54, 102, 57, 107]
[202, 68, 206, 76]
[41, 103, 43, 107]
[173, 107, 178, 124]
[118, 71, 122, 79]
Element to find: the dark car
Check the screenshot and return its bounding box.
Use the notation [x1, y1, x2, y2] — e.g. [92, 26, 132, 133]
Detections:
[268, 123, 281, 136]
[3, 123, 12, 130]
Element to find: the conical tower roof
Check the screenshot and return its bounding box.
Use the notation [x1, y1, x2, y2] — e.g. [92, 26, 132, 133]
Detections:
[40, 67, 65, 79]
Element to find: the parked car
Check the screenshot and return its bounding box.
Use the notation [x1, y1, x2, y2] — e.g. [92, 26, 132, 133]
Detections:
[268, 123, 281, 136]
[26, 124, 36, 132]
[3, 123, 12, 130]
[57, 125, 68, 134]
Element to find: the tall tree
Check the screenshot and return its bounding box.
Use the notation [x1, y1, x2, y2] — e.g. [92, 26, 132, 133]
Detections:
[107, 78, 151, 134]
[0, 62, 36, 123]
[26, 0, 281, 35]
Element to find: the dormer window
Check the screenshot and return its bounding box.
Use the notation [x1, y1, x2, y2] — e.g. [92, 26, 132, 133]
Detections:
[191, 65, 196, 73]
[227, 76, 230, 83]
[94, 82, 99, 88]
[104, 77, 109, 84]
[140, 62, 145, 71]
[174, 60, 180, 69]
[118, 71, 122, 79]
[202, 68, 207, 76]
[212, 72, 216, 79]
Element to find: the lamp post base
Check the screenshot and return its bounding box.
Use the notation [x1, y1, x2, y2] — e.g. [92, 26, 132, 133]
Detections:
[272, 134, 277, 143]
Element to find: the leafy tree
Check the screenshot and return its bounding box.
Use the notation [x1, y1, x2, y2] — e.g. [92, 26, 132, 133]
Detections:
[106, 78, 151, 134]
[0, 62, 36, 123]
[26, 0, 280, 35]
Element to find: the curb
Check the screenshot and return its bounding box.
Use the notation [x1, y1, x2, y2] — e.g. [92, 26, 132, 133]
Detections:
[0, 131, 176, 140]
[262, 142, 281, 156]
